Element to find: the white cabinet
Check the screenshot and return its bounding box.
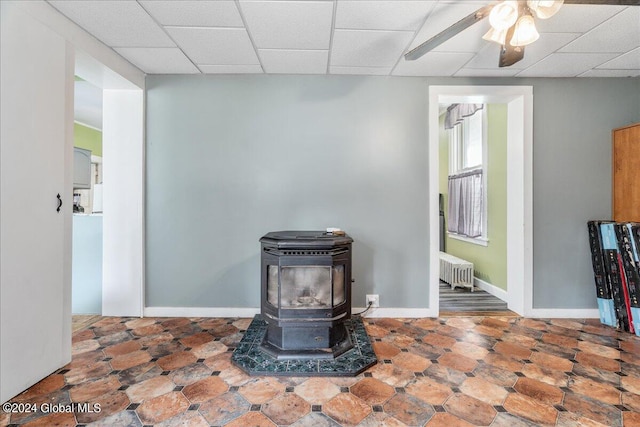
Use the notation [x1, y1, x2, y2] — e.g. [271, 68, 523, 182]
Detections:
[73, 147, 91, 189]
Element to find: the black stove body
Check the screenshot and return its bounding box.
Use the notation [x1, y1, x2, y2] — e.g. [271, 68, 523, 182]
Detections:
[259, 231, 353, 359]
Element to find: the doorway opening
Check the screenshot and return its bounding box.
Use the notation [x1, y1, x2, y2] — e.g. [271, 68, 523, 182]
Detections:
[438, 102, 509, 314]
[428, 86, 533, 317]
[73, 49, 145, 320]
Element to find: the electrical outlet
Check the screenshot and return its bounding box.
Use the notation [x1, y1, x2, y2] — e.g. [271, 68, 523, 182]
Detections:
[366, 294, 379, 308]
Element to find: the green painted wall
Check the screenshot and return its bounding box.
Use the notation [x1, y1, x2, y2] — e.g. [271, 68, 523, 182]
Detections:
[439, 104, 508, 290]
[74, 122, 102, 157]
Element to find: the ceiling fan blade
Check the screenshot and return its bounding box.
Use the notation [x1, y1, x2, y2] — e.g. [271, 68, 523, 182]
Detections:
[404, 4, 494, 61]
[499, 24, 525, 67]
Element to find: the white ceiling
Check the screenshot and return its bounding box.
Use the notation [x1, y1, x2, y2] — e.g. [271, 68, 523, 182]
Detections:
[49, 0, 640, 78]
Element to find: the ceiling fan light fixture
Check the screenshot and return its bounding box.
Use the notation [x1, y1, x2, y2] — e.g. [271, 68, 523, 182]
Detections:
[527, 0, 564, 19]
[489, 1, 519, 30]
[482, 27, 508, 45]
[510, 14, 540, 47]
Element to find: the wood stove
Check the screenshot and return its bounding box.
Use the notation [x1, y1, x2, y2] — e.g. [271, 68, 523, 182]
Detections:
[259, 230, 353, 359]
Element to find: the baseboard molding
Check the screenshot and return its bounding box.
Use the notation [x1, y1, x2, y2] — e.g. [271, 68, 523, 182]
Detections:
[144, 306, 436, 319]
[144, 307, 260, 318]
[144, 306, 599, 319]
[354, 307, 436, 318]
[473, 278, 508, 302]
[527, 308, 600, 319]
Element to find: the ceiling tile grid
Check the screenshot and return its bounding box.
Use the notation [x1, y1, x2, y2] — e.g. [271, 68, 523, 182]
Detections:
[393, 51, 477, 76]
[49, 0, 176, 47]
[165, 27, 260, 66]
[516, 52, 621, 77]
[598, 47, 640, 70]
[259, 49, 329, 74]
[239, 0, 334, 49]
[559, 7, 640, 54]
[335, 1, 436, 31]
[139, 0, 245, 28]
[45, 0, 640, 78]
[114, 47, 200, 74]
[331, 29, 415, 68]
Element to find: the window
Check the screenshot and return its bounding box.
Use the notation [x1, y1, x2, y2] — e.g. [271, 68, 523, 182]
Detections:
[449, 106, 484, 174]
[446, 104, 487, 245]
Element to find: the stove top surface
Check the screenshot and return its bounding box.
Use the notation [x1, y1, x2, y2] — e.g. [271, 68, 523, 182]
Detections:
[260, 230, 353, 248]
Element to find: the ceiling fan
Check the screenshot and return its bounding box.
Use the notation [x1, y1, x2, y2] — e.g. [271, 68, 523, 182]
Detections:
[405, 0, 640, 67]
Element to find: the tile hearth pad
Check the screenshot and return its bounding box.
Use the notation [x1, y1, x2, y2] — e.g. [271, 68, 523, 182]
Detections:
[232, 315, 377, 376]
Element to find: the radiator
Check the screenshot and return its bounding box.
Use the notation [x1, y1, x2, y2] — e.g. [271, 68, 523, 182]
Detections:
[439, 251, 474, 291]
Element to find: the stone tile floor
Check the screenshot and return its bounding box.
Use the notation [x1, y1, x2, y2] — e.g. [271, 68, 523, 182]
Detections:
[2, 316, 640, 426]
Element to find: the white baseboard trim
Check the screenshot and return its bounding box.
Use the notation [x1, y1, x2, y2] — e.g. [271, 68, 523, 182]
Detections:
[473, 278, 508, 302]
[143, 307, 260, 318]
[144, 306, 598, 319]
[354, 307, 436, 318]
[527, 308, 600, 319]
[144, 306, 437, 319]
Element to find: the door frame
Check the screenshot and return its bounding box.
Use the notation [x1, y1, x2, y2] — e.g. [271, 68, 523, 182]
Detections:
[428, 85, 533, 316]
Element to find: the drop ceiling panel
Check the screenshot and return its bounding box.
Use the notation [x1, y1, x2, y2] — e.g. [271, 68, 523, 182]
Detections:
[139, 1, 243, 27]
[330, 66, 393, 75]
[560, 7, 640, 53]
[534, 5, 626, 33]
[239, 1, 333, 49]
[393, 52, 476, 76]
[335, 1, 436, 31]
[166, 27, 259, 65]
[199, 64, 264, 74]
[455, 67, 520, 77]
[331, 30, 414, 67]
[517, 53, 619, 77]
[259, 49, 329, 74]
[580, 69, 640, 77]
[508, 33, 581, 69]
[48, 0, 174, 47]
[597, 48, 640, 70]
[115, 48, 200, 74]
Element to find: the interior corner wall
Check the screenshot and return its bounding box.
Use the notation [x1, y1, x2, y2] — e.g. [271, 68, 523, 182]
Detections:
[439, 104, 508, 290]
[145, 75, 429, 309]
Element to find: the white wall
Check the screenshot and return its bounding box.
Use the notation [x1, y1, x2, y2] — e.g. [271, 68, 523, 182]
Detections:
[102, 90, 145, 317]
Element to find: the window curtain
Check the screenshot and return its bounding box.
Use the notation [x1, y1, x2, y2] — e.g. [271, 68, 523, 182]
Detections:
[445, 103, 483, 130]
[448, 168, 483, 238]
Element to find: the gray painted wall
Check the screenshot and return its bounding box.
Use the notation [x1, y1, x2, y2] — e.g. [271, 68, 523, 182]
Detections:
[146, 75, 429, 308]
[146, 74, 639, 310]
[527, 78, 638, 308]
